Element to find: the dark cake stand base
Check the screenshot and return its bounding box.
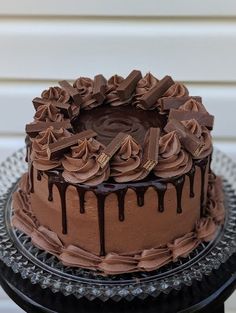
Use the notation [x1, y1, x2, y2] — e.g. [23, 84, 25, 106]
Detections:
[0, 254, 235, 313]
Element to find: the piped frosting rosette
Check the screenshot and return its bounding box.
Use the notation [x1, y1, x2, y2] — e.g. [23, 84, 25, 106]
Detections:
[154, 131, 192, 178]
[110, 135, 143, 183]
[73, 77, 100, 110]
[31, 127, 72, 170]
[62, 138, 110, 186]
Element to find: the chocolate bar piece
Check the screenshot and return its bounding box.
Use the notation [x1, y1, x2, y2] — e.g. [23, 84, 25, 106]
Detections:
[93, 74, 107, 104]
[26, 121, 73, 138]
[54, 102, 73, 118]
[32, 97, 48, 110]
[33, 97, 72, 118]
[97, 132, 128, 168]
[169, 109, 214, 130]
[164, 119, 204, 157]
[47, 129, 97, 160]
[117, 70, 142, 100]
[59, 80, 82, 106]
[142, 128, 160, 171]
[159, 96, 202, 111]
[140, 76, 175, 109]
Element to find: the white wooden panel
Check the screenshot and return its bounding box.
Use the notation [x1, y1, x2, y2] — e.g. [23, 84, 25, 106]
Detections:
[0, 19, 236, 81]
[0, 81, 235, 138]
[0, 0, 236, 17]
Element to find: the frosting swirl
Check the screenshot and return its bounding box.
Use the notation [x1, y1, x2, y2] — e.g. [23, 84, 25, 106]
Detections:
[182, 119, 212, 159]
[34, 102, 64, 122]
[62, 138, 110, 186]
[73, 77, 99, 110]
[134, 73, 158, 109]
[179, 99, 208, 113]
[31, 127, 72, 170]
[111, 135, 143, 182]
[162, 82, 189, 98]
[105, 75, 131, 106]
[41, 86, 70, 104]
[154, 131, 192, 178]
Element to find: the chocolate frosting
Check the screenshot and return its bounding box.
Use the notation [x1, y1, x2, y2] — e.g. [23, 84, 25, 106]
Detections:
[73, 77, 99, 110]
[12, 173, 38, 236]
[31, 226, 63, 256]
[31, 127, 72, 170]
[105, 75, 131, 106]
[182, 119, 212, 159]
[34, 102, 64, 122]
[134, 73, 159, 109]
[154, 131, 192, 178]
[62, 138, 110, 186]
[195, 217, 217, 242]
[41, 86, 70, 104]
[179, 99, 208, 113]
[163, 82, 189, 98]
[12, 173, 224, 275]
[110, 135, 143, 182]
[168, 232, 199, 261]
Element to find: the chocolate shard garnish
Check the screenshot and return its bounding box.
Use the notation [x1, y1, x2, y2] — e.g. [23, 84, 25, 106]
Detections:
[26, 121, 73, 138]
[47, 129, 97, 160]
[159, 96, 202, 111]
[97, 132, 129, 168]
[116, 70, 142, 101]
[93, 74, 107, 104]
[142, 128, 160, 171]
[169, 109, 214, 130]
[32, 97, 48, 110]
[140, 75, 175, 109]
[59, 80, 82, 106]
[164, 119, 204, 157]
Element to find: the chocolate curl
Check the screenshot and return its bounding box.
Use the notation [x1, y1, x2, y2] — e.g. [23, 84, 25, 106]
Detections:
[159, 96, 202, 111]
[32, 97, 73, 118]
[164, 119, 204, 157]
[47, 129, 97, 160]
[26, 121, 73, 138]
[97, 133, 129, 169]
[142, 128, 160, 171]
[139, 76, 175, 109]
[59, 80, 82, 106]
[116, 70, 142, 101]
[169, 109, 214, 130]
[93, 74, 107, 104]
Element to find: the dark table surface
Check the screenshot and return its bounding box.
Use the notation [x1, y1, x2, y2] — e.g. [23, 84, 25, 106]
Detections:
[0, 253, 235, 313]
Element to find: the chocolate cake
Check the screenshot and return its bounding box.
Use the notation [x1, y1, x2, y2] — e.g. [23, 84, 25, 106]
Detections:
[12, 70, 225, 275]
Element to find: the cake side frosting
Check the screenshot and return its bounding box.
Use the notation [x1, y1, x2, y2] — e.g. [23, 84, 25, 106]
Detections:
[13, 172, 224, 274]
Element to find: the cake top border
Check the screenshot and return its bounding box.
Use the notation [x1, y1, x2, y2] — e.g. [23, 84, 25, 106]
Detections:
[26, 70, 214, 185]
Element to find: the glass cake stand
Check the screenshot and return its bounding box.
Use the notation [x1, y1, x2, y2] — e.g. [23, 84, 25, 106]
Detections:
[0, 148, 235, 313]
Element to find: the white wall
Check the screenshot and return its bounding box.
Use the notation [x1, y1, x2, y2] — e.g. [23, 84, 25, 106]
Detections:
[0, 1, 235, 311]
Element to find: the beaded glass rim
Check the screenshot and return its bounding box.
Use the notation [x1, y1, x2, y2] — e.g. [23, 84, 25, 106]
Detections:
[0, 148, 235, 302]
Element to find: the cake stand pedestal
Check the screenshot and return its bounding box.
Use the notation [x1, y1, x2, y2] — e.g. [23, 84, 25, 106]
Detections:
[0, 149, 235, 313]
[0, 254, 235, 313]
